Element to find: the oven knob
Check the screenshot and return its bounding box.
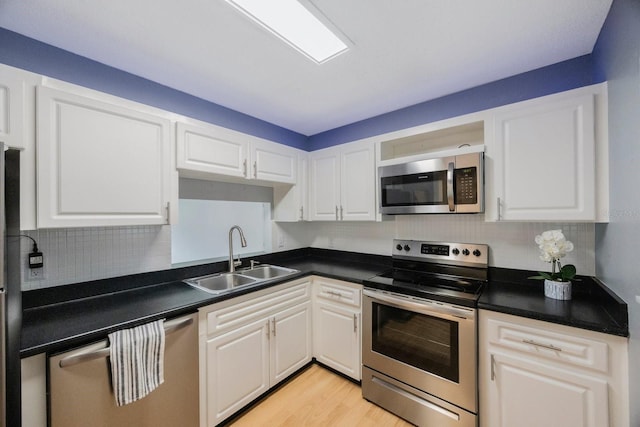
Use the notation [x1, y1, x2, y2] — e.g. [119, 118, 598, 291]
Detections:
[396, 244, 403, 251]
[452, 248, 460, 255]
[473, 249, 482, 257]
[403, 245, 411, 252]
[462, 248, 470, 256]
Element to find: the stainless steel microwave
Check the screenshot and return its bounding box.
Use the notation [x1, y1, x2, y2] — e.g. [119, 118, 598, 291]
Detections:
[379, 152, 484, 214]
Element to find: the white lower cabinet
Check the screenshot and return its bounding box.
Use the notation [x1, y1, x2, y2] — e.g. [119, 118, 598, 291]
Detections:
[271, 302, 313, 384]
[205, 318, 271, 424]
[488, 351, 608, 427]
[199, 279, 312, 427]
[312, 277, 362, 380]
[479, 310, 629, 427]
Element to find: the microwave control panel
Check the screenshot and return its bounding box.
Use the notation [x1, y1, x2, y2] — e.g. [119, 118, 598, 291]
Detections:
[454, 167, 477, 204]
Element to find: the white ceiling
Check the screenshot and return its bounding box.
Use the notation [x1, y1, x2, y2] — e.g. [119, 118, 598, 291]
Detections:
[0, 0, 612, 136]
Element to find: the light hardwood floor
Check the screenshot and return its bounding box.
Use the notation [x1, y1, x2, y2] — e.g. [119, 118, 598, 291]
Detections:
[227, 364, 413, 427]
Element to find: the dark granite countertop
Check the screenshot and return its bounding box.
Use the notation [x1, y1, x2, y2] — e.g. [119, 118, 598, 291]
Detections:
[21, 248, 391, 357]
[479, 268, 629, 337]
[21, 248, 629, 358]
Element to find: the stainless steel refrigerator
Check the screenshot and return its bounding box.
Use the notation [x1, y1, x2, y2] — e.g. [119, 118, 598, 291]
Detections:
[1, 144, 21, 427]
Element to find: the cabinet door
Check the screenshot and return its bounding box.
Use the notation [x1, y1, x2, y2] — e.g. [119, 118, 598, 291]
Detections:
[491, 94, 595, 221]
[273, 155, 307, 222]
[176, 121, 249, 179]
[206, 318, 270, 426]
[36, 86, 172, 227]
[314, 300, 360, 380]
[309, 149, 340, 221]
[270, 302, 312, 385]
[486, 351, 609, 427]
[340, 142, 376, 221]
[0, 66, 25, 149]
[250, 139, 297, 184]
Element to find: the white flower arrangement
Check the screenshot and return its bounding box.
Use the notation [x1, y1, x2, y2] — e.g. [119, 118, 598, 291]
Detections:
[529, 229, 577, 282]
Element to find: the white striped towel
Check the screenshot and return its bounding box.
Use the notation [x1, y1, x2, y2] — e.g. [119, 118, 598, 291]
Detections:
[108, 319, 166, 406]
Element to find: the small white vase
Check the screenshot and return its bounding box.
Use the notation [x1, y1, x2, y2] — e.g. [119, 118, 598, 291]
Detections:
[544, 279, 572, 300]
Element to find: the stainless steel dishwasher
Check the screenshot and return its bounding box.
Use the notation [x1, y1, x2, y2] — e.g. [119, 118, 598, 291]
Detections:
[48, 313, 199, 427]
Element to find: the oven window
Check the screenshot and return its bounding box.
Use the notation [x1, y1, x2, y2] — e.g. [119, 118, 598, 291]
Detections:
[371, 302, 459, 382]
[381, 171, 447, 206]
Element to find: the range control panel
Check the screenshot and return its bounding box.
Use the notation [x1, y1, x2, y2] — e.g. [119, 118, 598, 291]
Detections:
[392, 239, 488, 267]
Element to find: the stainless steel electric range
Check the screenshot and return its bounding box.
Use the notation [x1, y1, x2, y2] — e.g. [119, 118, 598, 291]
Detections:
[362, 239, 488, 427]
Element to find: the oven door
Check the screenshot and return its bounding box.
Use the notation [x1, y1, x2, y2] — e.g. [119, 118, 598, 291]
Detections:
[362, 289, 477, 413]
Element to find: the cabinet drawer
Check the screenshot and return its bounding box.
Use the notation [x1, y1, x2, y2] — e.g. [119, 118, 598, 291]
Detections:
[486, 314, 608, 373]
[205, 280, 311, 336]
[314, 278, 361, 308]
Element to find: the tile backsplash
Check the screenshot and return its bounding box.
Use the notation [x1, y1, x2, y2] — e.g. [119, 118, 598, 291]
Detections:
[20, 226, 172, 290]
[303, 215, 595, 276]
[21, 216, 596, 291]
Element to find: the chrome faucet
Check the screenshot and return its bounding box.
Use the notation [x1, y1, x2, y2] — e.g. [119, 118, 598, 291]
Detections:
[228, 225, 247, 272]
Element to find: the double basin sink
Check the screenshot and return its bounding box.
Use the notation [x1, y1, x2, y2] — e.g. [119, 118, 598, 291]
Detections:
[184, 264, 300, 294]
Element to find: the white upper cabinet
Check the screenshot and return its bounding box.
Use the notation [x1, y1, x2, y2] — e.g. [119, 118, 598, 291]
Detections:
[273, 155, 308, 222]
[341, 142, 377, 221]
[309, 148, 341, 221]
[487, 88, 599, 221]
[0, 65, 25, 149]
[176, 120, 298, 185]
[250, 138, 296, 184]
[176, 121, 248, 179]
[36, 85, 173, 228]
[309, 141, 376, 221]
[0, 64, 40, 230]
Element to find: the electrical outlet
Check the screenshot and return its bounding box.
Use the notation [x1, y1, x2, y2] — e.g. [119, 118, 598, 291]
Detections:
[278, 233, 285, 248]
[28, 267, 45, 281]
[636, 295, 640, 305]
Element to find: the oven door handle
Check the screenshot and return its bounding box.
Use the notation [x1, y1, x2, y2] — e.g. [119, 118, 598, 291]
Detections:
[447, 161, 455, 212]
[363, 289, 474, 320]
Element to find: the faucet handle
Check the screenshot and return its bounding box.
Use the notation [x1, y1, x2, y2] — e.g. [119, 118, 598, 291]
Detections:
[250, 260, 260, 269]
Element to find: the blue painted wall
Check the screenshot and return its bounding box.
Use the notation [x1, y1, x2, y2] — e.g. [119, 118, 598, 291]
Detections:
[0, 27, 308, 150]
[0, 26, 602, 152]
[592, 0, 640, 425]
[308, 55, 599, 150]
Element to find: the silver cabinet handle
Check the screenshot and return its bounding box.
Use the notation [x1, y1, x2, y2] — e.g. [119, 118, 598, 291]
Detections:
[497, 197, 501, 221]
[271, 318, 276, 337]
[253, 161, 257, 178]
[522, 339, 562, 352]
[326, 290, 341, 298]
[243, 159, 247, 177]
[340, 205, 343, 220]
[335, 206, 339, 220]
[266, 320, 270, 338]
[491, 354, 496, 381]
[59, 316, 193, 368]
[353, 313, 358, 332]
[299, 206, 304, 221]
[447, 162, 455, 212]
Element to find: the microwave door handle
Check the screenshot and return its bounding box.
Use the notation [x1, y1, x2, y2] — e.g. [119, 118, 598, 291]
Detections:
[447, 162, 455, 212]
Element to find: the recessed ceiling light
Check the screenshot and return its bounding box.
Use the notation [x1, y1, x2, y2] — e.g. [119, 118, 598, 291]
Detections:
[225, 0, 349, 64]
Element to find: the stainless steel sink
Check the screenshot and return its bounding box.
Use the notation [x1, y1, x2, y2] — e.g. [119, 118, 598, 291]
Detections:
[238, 265, 298, 280]
[184, 264, 299, 294]
[184, 273, 258, 294]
